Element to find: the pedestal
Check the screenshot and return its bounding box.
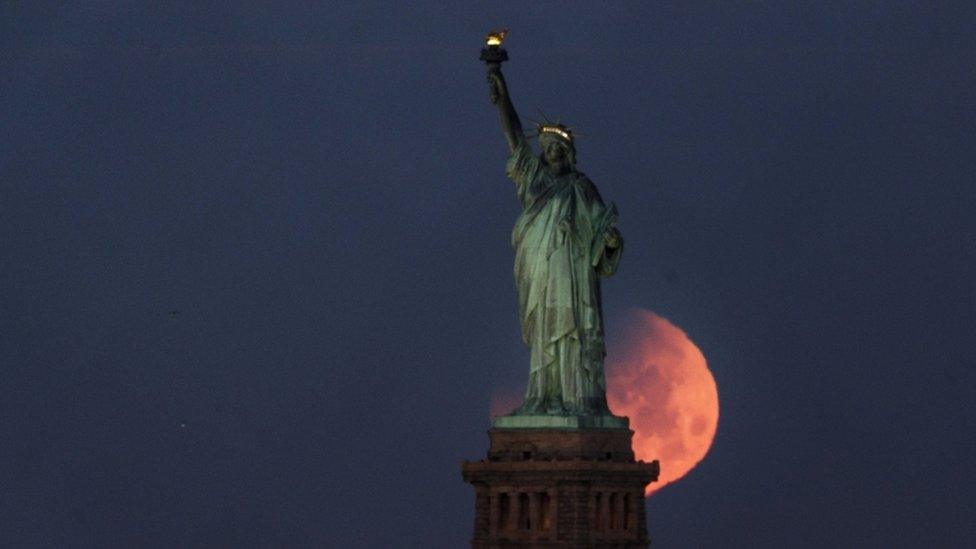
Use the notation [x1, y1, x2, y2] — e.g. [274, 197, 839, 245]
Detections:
[462, 424, 659, 548]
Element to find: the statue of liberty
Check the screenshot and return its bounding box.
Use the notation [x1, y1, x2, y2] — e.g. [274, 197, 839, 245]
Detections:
[486, 55, 624, 418]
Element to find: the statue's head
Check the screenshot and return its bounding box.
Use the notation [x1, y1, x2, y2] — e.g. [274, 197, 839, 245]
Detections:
[538, 124, 576, 172]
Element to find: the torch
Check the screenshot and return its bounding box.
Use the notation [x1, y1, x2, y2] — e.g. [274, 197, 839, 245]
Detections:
[479, 29, 508, 72]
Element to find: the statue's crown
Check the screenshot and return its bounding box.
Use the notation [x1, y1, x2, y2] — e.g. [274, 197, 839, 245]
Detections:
[538, 124, 573, 143]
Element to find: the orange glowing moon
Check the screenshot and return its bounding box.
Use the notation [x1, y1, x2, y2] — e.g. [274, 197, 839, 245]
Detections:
[606, 310, 719, 495]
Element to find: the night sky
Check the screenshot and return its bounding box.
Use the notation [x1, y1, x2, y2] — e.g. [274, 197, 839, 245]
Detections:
[2, 3, 975, 547]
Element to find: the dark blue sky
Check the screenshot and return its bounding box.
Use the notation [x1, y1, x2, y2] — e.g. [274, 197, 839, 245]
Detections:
[2, 3, 974, 547]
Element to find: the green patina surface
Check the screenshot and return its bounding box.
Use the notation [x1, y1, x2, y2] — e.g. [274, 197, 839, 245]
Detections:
[486, 52, 624, 419]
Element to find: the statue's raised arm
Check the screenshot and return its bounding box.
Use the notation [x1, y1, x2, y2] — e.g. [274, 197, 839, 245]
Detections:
[486, 67, 525, 152]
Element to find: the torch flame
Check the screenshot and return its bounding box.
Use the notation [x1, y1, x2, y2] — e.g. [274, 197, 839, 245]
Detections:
[485, 29, 508, 47]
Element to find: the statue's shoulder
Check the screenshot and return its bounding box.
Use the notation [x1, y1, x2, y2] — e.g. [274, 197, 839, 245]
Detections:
[571, 171, 604, 202]
[571, 170, 596, 190]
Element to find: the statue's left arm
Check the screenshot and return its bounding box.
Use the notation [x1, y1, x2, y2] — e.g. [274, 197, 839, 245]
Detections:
[597, 227, 623, 276]
[584, 186, 623, 276]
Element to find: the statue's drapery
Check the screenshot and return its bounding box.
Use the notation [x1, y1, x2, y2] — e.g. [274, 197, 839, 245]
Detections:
[507, 142, 622, 415]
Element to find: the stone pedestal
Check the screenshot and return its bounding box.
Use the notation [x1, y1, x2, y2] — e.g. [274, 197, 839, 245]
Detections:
[462, 425, 659, 548]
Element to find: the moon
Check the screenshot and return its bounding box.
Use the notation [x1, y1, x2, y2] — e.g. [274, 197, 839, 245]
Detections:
[606, 310, 719, 495]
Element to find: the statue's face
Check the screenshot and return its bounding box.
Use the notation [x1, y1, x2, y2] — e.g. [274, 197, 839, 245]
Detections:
[542, 139, 571, 167]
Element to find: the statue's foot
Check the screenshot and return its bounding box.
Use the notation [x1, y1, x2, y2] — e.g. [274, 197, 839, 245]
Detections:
[575, 397, 611, 416]
[513, 399, 543, 416]
[546, 401, 567, 415]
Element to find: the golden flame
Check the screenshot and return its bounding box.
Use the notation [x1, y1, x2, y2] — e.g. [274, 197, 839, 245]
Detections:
[485, 29, 508, 47]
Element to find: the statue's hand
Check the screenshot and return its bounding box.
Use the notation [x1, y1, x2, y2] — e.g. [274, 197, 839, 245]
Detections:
[603, 227, 622, 249]
[487, 71, 504, 104]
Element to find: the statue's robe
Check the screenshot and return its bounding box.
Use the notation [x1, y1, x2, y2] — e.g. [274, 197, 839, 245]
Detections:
[506, 141, 622, 415]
